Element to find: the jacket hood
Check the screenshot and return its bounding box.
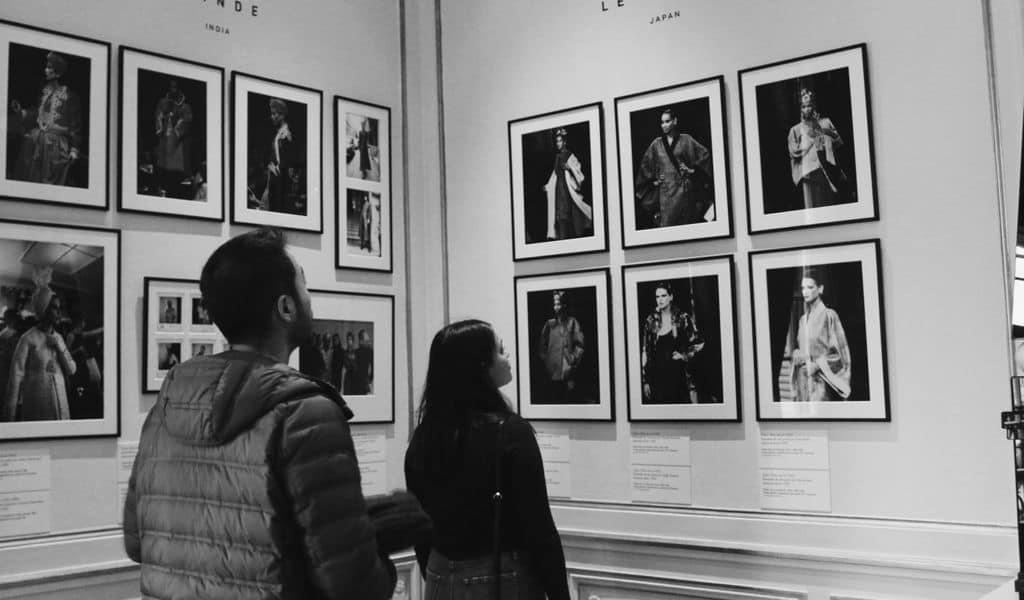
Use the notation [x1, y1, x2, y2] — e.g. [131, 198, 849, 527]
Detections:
[157, 350, 353, 445]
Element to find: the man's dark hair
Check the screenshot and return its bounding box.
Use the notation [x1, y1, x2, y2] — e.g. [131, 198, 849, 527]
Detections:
[200, 228, 297, 343]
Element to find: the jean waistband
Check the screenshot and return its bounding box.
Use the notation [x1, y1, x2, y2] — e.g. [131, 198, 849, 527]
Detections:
[427, 549, 524, 573]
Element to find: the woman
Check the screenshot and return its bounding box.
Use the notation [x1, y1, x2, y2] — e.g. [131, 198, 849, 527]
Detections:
[641, 283, 704, 404]
[781, 270, 851, 402]
[405, 320, 570, 600]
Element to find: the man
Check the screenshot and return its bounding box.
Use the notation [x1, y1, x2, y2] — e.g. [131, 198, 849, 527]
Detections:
[787, 88, 848, 209]
[153, 79, 193, 198]
[5, 288, 75, 422]
[543, 128, 592, 240]
[352, 329, 374, 395]
[123, 228, 397, 599]
[781, 269, 851, 403]
[537, 290, 585, 403]
[634, 108, 714, 229]
[0, 309, 23, 412]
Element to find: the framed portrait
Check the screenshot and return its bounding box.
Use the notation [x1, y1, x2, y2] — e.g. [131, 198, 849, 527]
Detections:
[615, 76, 732, 248]
[513, 268, 613, 421]
[231, 72, 322, 232]
[739, 44, 877, 233]
[142, 278, 226, 393]
[0, 20, 110, 209]
[288, 289, 394, 424]
[749, 239, 889, 421]
[622, 256, 739, 421]
[118, 48, 224, 221]
[334, 96, 392, 271]
[508, 103, 608, 260]
[0, 219, 120, 440]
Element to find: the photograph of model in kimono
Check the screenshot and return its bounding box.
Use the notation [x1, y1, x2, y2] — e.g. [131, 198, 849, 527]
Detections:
[750, 240, 889, 420]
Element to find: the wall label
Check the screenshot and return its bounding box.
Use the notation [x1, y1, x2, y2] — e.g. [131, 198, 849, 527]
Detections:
[649, 10, 680, 24]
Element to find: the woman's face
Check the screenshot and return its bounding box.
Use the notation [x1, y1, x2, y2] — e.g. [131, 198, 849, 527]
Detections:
[654, 287, 672, 311]
[801, 277, 822, 303]
[487, 332, 513, 388]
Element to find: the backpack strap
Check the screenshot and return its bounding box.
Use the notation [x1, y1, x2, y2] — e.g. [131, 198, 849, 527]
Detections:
[491, 416, 507, 600]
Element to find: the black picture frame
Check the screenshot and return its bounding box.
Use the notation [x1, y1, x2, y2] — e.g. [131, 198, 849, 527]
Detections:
[0, 19, 110, 210]
[614, 75, 734, 249]
[118, 47, 225, 221]
[739, 44, 878, 234]
[508, 102, 609, 261]
[748, 239, 890, 421]
[231, 71, 323, 233]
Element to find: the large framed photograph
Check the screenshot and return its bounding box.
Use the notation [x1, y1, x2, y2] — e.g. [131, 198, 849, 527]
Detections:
[335, 96, 392, 271]
[118, 48, 224, 221]
[142, 278, 226, 393]
[749, 240, 889, 421]
[622, 256, 739, 421]
[289, 289, 394, 424]
[232, 72, 322, 232]
[739, 44, 877, 233]
[508, 103, 608, 260]
[513, 269, 613, 421]
[0, 20, 109, 209]
[615, 76, 732, 248]
[0, 219, 119, 440]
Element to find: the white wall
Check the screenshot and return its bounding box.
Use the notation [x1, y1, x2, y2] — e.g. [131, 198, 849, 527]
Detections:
[440, 0, 1020, 595]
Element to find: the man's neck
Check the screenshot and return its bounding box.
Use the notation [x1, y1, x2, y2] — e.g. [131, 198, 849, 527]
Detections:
[229, 339, 291, 364]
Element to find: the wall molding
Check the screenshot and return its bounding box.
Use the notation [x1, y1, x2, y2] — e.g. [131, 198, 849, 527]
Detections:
[569, 568, 806, 600]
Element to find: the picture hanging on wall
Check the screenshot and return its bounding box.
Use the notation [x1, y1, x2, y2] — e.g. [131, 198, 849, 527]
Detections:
[289, 289, 394, 424]
[142, 278, 227, 393]
[739, 44, 877, 234]
[508, 102, 608, 260]
[334, 96, 392, 271]
[0, 19, 110, 209]
[0, 219, 120, 441]
[118, 48, 224, 221]
[615, 76, 732, 248]
[622, 256, 739, 422]
[232, 72, 322, 233]
[513, 268, 614, 421]
[749, 239, 889, 421]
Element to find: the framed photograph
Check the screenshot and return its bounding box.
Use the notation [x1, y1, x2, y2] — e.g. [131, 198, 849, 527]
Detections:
[749, 239, 889, 421]
[508, 102, 608, 260]
[622, 256, 739, 421]
[142, 278, 226, 393]
[0, 219, 119, 440]
[739, 44, 877, 233]
[118, 47, 224, 220]
[231, 72, 322, 232]
[335, 96, 392, 272]
[289, 289, 394, 424]
[615, 76, 732, 248]
[0, 20, 110, 209]
[513, 268, 613, 421]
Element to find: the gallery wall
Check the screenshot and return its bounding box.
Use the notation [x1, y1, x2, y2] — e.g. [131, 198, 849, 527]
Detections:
[0, 0, 410, 590]
[440, 0, 1020, 593]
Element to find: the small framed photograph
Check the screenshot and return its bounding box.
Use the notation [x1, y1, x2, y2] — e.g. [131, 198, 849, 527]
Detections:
[508, 103, 608, 260]
[0, 20, 110, 209]
[290, 290, 394, 424]
[142, 277, 225, 393]
[0, 219, 120, 440]
[513, 269, 614, 421]
[739, 44, 877, 233]
[622, 256, 739, 421]
[749, 239, 889, 421]
[615, 76, 732, 248]
[335, 96, 392, 271]
[231, 72, 322, 232]
[118, 47, 224, 220]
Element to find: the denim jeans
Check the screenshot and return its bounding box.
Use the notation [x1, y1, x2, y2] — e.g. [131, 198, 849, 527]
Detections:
[424, 550, 545, 600]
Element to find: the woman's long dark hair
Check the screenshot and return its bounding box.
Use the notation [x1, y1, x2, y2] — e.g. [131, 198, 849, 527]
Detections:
[415, 319, 511, 478]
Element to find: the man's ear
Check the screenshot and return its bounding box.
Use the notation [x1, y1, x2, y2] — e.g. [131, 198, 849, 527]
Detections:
[276, 295, 297, 324]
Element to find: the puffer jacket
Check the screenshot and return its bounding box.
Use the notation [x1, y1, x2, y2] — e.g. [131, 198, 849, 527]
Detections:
[123, 350, 396, 600]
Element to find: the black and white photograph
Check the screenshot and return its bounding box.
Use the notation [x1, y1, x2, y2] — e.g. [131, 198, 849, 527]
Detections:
[191, 341, 214, 358]
[118, 47, 223, 220]
[335, 96, 392, 271]
[0, 20, 109, 209]
[191, 295, 213, 327]
[514, 269, 613, 421]
[615, 76, 732, 248]
[157, 295, 181, 329]
[288, 290, 394, 423]
[749, 240, 889, 420]
[622, 256, 739, 421]
[298, 319, 374, 396]
[143, 278, 225, 393]
[740, 44, 877, 233]
[508, 103, 607, 260]
[232, 72, 322, 232]
[157, 341, 181, 371]
[0, 219, 119, 440]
